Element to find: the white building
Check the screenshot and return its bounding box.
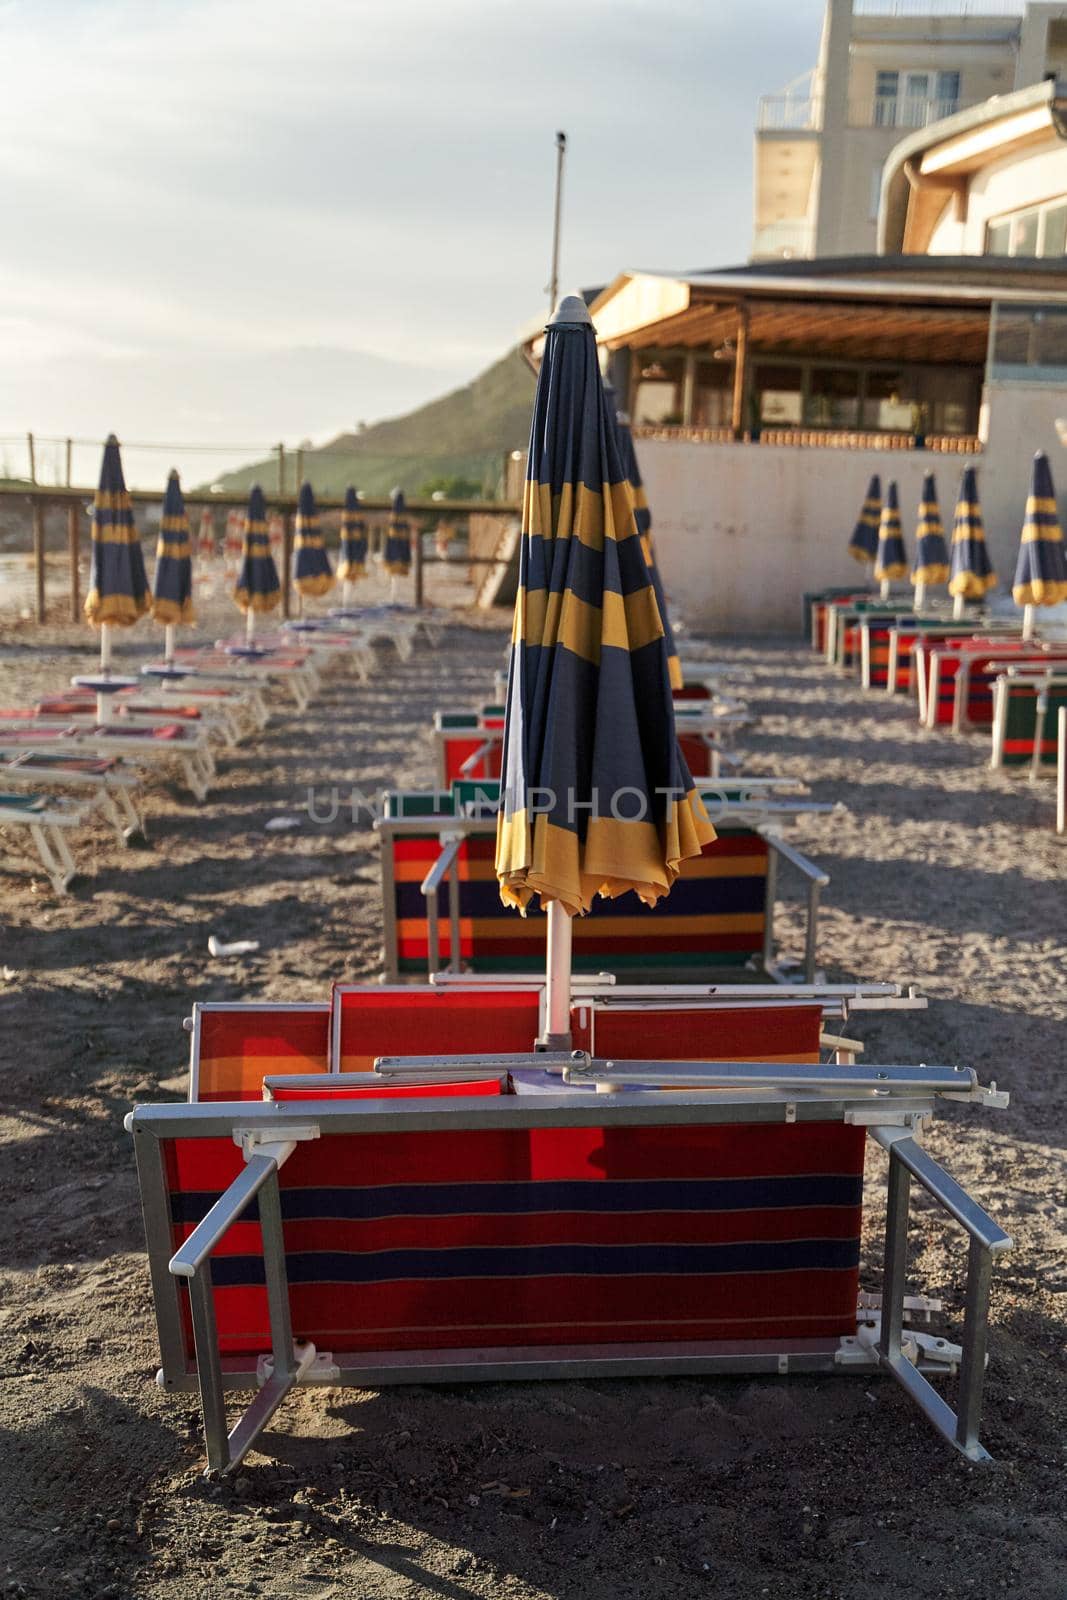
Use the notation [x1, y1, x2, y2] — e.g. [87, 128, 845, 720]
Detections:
[755, 0, 1067, 261]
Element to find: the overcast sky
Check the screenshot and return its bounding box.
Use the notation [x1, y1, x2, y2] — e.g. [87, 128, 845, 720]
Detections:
[0, 0, 825, 486]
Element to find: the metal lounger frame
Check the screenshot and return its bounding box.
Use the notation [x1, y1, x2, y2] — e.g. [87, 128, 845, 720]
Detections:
[378, 808, 832, 986]
[128, 1078, 1011, 1475]
[0, 791, 102, 893]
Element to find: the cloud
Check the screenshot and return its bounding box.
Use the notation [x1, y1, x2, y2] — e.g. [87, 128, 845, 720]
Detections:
[0, 0, 826, 460]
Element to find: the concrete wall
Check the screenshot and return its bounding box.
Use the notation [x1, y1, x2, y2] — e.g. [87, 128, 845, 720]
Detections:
[639, 380, 1067, 634]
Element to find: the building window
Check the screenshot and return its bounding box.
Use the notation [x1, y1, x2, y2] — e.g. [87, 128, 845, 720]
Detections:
[631, 353, 686, 426]
[805, 367, 861, 429]
[986, 199, 1067, 259]
[872, 69, 960, 128]
[754, 364, 804, 426]
[692, 358, 732, 427]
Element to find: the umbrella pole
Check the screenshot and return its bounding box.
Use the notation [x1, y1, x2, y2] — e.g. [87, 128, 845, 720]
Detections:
[914, 580, 926, 613]
[98, 622, 112, 723]
[543, 900, 573, 1049]
[164, 623, 176, 664]
[952, 593, 965, 621]
[343, 579, 353, 608]
[246, 607, 255, 646]
[390, 575, 399, 605]
[1022, 603, 1035, 641]
[879, 578, 890, 600]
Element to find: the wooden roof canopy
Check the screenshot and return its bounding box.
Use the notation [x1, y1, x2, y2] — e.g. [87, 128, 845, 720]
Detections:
[598, 285, 990, 365]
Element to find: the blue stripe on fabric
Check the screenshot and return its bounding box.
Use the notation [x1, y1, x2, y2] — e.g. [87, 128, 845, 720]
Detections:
[294, 548, 333, 579]
[89, 539, 149, 599]
[525, 530, 651, 604]
[394, 870, 765, 921]
[1015, 538, 1067, 587]
[526, 323, 629, 501]
[235, 554, 280, 595]
[153, 559, 192, 603]
[205, 1236, 861, 1287]
[172, 1173, 862, 1226]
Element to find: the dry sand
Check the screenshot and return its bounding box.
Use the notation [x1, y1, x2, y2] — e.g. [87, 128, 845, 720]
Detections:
[0, 595, 1064, 1600]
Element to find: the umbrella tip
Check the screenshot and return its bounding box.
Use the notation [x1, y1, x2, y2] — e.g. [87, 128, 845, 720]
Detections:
[168, 467, 179, 479]
[105, 433, 119, 446]
[546, 293, 592, 329]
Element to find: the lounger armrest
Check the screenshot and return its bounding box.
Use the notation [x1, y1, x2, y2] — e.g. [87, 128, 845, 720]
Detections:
[871, 1127, 1011, 1463]
[166, 1134, 312, 1474]
[420, 833, 464, 977]
[457, 738, 498, 778]
[761, 831, 829, 984]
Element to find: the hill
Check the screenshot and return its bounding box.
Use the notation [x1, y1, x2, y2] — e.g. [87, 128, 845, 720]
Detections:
[211, 345, 535, 500]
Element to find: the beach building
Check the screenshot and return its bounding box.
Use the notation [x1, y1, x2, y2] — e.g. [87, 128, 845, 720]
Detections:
[755, 0, 1067, 261]
[577, 257, 1067, 630]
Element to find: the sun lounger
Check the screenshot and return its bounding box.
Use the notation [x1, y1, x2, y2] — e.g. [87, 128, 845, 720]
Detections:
[916, 640, 1067, 731]
[200, 646, 320, 711]
[1057, 707, 1066, 835]
[186, 1002, 332, 1101]
[128, 1048, 1010, 1473]
[376, 779, 835, 984]
[0, 788, 106, 893]
[434, 701, 746, 789]
[141, 663, 270, 731]
[0, 749, 144, 843]
[989, 669, 1067, 774]
[0, 719, 216, 802]
[44, 687, 244, 750]
[805, 589, 870, 652]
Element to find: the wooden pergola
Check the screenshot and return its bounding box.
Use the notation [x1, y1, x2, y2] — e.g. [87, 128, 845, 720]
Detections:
[590, 273, 997, 437]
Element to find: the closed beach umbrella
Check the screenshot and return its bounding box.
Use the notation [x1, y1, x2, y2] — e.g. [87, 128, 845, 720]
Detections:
[337, 486, 368, 586]
[383, 487, 412, 577]
[151, 470, 195, 639]
[609, 386, 683, 691]
[1012, 451, 1067, 637]
[848, 474, 881, 564]
[85, 435, 150, 630]
[234, 483, 281, 641]
[874, 480, 908, 594]
[948, 465, 997, 616]
[496, 294, 715, 1043]
[911, 471, 950, 609]
[292, 480, 334, 599]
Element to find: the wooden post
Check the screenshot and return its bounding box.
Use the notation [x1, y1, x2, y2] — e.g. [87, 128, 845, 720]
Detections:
[27, 432, 36, 485]
[277, 443, 286, 495]
[412, 520, 424, 608]
[65, 438, 72, 487]
[731, 303, 750, 440]
[681, 352, 698, 427]
[295, 448, 304, 488]
[281, 511, 293, 618]
[68, 502, 80, 622]
[32, 498, 46, 622]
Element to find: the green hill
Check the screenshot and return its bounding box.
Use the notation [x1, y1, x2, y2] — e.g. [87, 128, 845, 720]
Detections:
[212, 345, 535, 500]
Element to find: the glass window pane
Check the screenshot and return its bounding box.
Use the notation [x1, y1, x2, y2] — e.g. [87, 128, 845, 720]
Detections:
[1012, 211, 1040, 258]
[1041, 203, 1067, 258]
[755, 364, 803, 426]
[863, 371, 915, 431]
[986, 219, 1011, 256]
[692, 358, 732, 427]
[804, 367, 860, 428]
[936, 70, 960, 116]
[874, 70, 898, 126]
[632, 353, 686, 426]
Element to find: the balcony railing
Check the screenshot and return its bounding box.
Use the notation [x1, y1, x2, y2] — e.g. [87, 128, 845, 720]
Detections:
[757, 94, 822, 132]
[849, 93, 980, 129]
[632, 424, 982, 454]
[853, 1, 1024, 16]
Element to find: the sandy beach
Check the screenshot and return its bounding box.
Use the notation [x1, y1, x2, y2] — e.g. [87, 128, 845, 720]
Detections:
[0, 596, 1064, 1600]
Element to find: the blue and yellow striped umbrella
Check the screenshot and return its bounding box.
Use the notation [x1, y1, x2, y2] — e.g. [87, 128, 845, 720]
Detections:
[151, 469, 195, 626]
[337, 486, 367, 581]
[1012, 451, 1067, 609]
[874, 481, 908, 581]
[383, 487, 412, 576]
[607, 386, 683, 691]
[292, 481, 334, 598]
[848, 474, 881, 564]
[496, 296, 715, 917]
[84, 435, 151, 627]
[911, 471, 950, 587]
[233, 484, 281, 614]
[949, 466, 997, 601]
